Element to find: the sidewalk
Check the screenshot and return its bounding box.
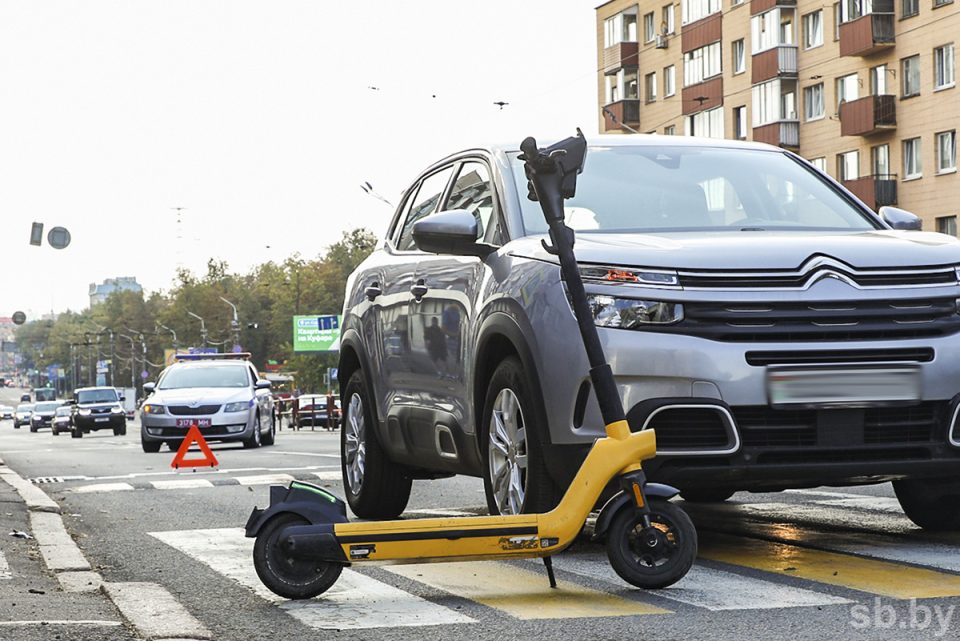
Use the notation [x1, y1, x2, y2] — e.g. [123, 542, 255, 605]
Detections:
[0, 456, 138, 641]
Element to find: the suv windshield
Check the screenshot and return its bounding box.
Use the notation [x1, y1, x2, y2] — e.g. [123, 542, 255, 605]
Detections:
[159, 365, 250, 390]
[77, 389, 119, 404]
[35, 402, 60, 412]
[511, 145, 881, 234]
[17, 404, 33, 412]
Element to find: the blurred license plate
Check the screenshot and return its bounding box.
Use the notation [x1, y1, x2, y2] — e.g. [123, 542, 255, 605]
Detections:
[175, 418, 211, 427]
[94, 417, 109, 422]
[768, 366, 921, 408]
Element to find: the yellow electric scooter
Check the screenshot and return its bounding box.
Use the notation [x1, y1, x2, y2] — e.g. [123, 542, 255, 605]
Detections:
[245, 131, 697, 599]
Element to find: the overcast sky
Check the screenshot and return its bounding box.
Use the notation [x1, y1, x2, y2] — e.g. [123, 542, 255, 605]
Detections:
[1, 1, 601, 317]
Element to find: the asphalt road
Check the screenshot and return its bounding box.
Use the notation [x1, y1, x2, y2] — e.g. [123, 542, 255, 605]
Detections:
[2, 384, 960, 641]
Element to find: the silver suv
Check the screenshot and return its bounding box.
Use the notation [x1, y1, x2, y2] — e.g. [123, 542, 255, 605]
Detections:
[140, 354, 275, 452]
[338, 135, 960, 530]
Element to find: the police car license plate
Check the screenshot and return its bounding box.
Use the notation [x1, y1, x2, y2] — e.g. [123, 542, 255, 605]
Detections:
[175, 418, 211, 427]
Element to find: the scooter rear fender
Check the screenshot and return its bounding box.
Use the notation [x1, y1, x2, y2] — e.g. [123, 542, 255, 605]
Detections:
[245, 481, 349, 538]
[591, 483, 681, 541]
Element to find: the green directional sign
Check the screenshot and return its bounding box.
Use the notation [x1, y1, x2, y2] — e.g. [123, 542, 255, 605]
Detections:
[292, 315, 341, 352]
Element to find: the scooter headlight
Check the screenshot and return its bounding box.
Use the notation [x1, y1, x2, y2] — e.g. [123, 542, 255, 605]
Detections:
[587, 295, 684, 328]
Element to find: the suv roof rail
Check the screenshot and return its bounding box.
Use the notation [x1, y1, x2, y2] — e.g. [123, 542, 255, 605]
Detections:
[174, 352, 252, 361]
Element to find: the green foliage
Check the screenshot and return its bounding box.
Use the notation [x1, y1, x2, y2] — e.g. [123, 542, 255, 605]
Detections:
[13, 228, 378, 393]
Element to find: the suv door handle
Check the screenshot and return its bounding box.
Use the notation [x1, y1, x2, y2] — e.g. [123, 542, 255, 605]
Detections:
[410, 280, 428, 302]
[364, 282, 382, 301]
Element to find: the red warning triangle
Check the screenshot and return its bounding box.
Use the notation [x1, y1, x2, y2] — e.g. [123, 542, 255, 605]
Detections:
[170, 424, 219, 469]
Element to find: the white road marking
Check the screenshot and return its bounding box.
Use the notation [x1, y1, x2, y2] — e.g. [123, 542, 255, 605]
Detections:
[813, 496, 903, 513]
[151, 479, 215, 490]
[103, 581, 212, 640]
[312, 471, 342, 481]
[235, 473, 295, 486]
[555, 555, 851, 611]
[71, 482, 134, 493]
[270, 451, 341, 458]
[0, 620, 122, 627]
[785, 489, 870, 499]
[149, 527, 475, 630]
[39, 464, 339, 484]
[0, 548, 11, 580]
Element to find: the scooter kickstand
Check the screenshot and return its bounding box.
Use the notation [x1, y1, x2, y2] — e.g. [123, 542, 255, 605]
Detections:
[543, 556, 557, 589]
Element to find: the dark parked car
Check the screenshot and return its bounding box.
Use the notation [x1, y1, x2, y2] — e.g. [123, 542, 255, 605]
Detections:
[71, 387, 127, 437]
[337, 134, 960, 532]
[296, 395, 341, 430]
[30, 401, 61, 432]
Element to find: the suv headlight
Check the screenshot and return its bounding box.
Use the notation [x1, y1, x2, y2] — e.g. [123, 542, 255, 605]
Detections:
[142, 404, 166, 415]
[78, 408, 91, 416]
[587, 295, 684, 328]
[224, 400, 253, 413]
[110, 406, 124, 414]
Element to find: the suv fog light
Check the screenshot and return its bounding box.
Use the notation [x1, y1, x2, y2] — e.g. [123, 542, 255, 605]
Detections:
[145, 427, 162, 435]
[587, 294, 684, 327]
[226, 424, 245, 433]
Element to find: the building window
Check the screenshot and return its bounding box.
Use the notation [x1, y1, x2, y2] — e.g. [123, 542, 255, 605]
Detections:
[732, 39, 746, 74]
[664, 65, 676, 96]
[839, 0, 872, 23]
[902, 55, 921, 97]
[684, 41, 722, 86]
[934, 0, 953, 7]
[803, 11, 823, 49]
[604, 8, 639, 47]
[937, 131, 957, 173]
[833, 3, 841, 40]
[837, 150, 860, 181]
[645, 72, 658, 102]
[605, 68, 640, 103]
[937, 216, 957, 236]
[751, 9, 780, 53]
[644, 12, 656, 42]
[804, 83, 825, 120]
[682, 0, 720, 24]
[810, 157, 827, 173]
[684, 106, 724, 138]
[870, 65, 888, 95]
[752, 79, 795, 125]
[663, 4, 675, 34]
[872, 144, 890, 176]
[836, 73, 859, 108]
[902, 0, 919, 16]
[733, 106, 747, 139]
[935, 44, 955, 90]
[903, 137, 923, 179]
[665, 125, 676, 135]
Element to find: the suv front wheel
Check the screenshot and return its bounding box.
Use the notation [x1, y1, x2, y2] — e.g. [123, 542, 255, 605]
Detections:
[894, 477, 960, 530]
[341, 369, 411, 519]
[480, 356, 556, 516]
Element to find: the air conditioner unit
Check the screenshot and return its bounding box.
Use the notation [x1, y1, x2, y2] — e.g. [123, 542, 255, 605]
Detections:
[655, 34, 668, 49]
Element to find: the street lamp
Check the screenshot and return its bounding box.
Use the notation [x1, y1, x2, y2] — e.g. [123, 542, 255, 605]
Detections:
[187, 311, 207, 347]
[117, 334, 136, 392]
[219, 296, 240, 351]
[156, 322, 178, 353]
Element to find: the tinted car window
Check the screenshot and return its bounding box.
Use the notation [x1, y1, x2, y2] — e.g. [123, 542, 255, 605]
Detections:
[396, 166, 455, 251]
[158, 365, 250, 390]
[511, 146, 881, 234]
[445, 161, 496, 240]
[77, 389, 119, 404]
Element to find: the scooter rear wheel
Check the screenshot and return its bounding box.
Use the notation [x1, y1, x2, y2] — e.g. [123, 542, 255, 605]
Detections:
[605, 498, 697, 589]
[253, 513, 343, 599]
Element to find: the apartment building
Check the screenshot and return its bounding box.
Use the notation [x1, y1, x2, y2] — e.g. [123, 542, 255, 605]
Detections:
[596, 0, 959, 231]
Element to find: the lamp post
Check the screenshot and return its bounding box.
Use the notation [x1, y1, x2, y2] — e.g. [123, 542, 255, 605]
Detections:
[118, 334, 136, 392]
[219, 296, 240, 351]
[187, 311, 207, 347]
[156, 322, 178, 353]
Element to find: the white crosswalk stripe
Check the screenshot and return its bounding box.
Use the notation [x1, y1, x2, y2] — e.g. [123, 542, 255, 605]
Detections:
[149, 528, 475, 630]
[0, 548, 11, 580]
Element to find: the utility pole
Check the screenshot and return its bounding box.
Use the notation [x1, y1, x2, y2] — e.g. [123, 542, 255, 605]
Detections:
[187, 312, 207, 347]
[156, 322, 178, 354]
[219, 296, 240, 350]
[118, 334, 135, 393]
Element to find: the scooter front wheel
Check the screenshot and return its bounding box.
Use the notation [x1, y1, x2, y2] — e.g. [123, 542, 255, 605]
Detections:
[605, 498, 697, 589]
[253, 513, 343, 599]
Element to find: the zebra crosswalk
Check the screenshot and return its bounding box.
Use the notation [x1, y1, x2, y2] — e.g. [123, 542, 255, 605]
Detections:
[0, 548, 11, 580]
[148, 514, 960, 631]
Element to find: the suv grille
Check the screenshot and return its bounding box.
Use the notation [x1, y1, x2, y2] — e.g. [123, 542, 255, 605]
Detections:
[678, 264, 957, 289]
[745, 347, 935, 366]
[168, 405, 222, 415]
[655, 298, 960, 342]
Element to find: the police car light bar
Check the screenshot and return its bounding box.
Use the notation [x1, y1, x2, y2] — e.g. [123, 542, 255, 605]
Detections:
[174, 353, 252, 361]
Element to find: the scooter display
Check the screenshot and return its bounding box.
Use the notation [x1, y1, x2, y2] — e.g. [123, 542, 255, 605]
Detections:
[245, 130, 698, 600]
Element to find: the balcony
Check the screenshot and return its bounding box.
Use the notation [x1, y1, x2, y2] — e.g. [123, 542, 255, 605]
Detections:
[603, 42, 639, 75]
[843, 174, 898, 209]
[681, 76, 723, 115]
[752, 120, 799, 148]
[839, 95, 897, 136]
[751, 45, 799, 84]
[839, 13, 895, 56]
[602, 100, 640, 132]
[681, 12, 722, 54]
[751, 0, 796, 15]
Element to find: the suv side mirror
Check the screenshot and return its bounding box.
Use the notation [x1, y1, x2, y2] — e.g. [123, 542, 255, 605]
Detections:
[879, 206, 922, 231]
[143, 382, 156, 394]
[255, 379, 272, 390]
[413, 210, 495, 257]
